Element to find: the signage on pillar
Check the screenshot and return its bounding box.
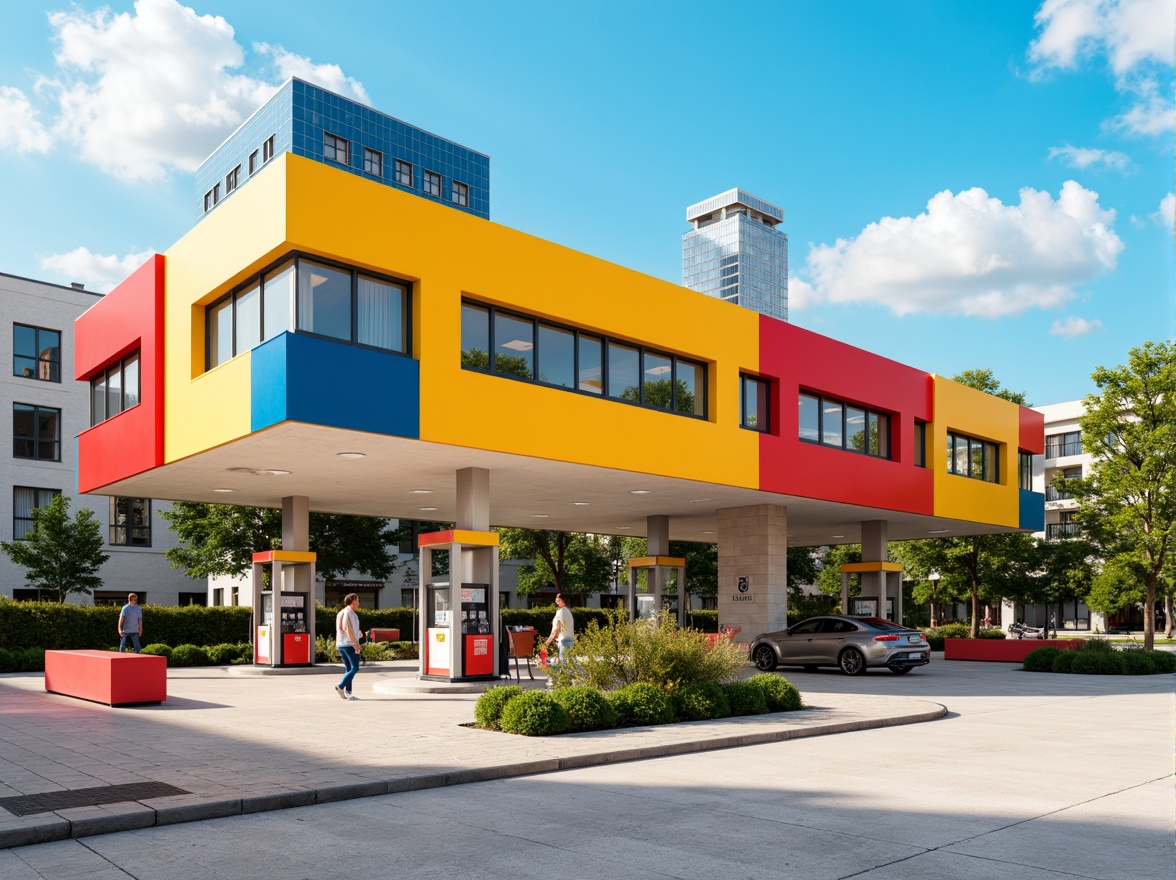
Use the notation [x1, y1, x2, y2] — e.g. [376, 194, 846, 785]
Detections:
[733, 576, 754, 602]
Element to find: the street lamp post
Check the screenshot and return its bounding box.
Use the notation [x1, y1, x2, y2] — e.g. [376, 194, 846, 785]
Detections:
[928, 570, 941, 628]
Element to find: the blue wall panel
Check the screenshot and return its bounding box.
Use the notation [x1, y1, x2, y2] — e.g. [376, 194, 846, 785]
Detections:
[1019, 489, 1045, 533]
[251, 332, 419, 438]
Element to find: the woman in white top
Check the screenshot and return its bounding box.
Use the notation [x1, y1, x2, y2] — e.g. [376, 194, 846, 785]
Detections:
[334, 593, 363, 700]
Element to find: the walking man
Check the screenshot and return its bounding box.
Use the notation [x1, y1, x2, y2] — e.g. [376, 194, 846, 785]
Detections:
[335, 593, 362, 700]
[118, 593, 143, 653]
[544, 593, 575, 665]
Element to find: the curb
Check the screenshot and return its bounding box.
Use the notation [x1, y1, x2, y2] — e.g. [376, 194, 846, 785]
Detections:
[0, 702, 946, 850]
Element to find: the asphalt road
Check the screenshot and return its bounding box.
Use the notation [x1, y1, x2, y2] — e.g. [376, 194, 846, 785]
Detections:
[2, 660, 1171, 880]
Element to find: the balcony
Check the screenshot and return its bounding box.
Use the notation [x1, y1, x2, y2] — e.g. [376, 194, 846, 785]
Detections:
[1044, 441, 1083, 459]
[1046, 522, 1080, 541]
[1044, 485, 1075, 502]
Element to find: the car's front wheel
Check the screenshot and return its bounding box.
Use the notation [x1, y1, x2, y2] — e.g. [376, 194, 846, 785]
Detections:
[752, 644, 778, 671]
[838, 647, 866, 676]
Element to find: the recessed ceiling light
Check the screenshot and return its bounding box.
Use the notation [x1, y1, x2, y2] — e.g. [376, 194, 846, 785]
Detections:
[212, 488, 234, 493]
[616, 526, 632, 530]
[531, 514, 549, 518]
[571, 501, 590, 506]
[629, 489, 651, 495]
[266, 469, 291, 476]
[419, 507, 438, 512]
[929, 529, 950, 534]
[701, 530, 715, 534]
[228, 466, 291, 476]
[337, 452, 365, 460]
[688, 498, 711, 503]
[831, 534, 845, 539]
[410, 489, 433, 494]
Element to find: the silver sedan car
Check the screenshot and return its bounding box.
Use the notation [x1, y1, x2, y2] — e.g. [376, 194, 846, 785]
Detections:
[748, 615, 930, 675]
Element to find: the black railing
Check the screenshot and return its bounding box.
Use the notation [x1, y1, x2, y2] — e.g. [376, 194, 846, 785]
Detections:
[1045, 440, 1082, 458]
[1046, 522, 1080, 541]
[1045, 485, 1074, 502]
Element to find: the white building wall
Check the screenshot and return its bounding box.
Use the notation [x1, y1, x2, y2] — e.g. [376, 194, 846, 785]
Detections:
[0, 272, 195, 606]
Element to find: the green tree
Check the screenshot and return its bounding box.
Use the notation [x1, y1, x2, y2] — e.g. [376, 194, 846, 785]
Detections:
[0, 494, 108, 601]
[1066, 341, 1176, 650]
[952, 367, 1029, 405]
[498, 528, 612, 598]
[160, 503, 402, 582]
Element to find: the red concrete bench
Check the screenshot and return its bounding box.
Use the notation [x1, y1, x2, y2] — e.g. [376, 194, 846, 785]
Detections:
[44, 650, 167, 706]
[367, 628, 401, 642]
[944, 638, 1080, 662]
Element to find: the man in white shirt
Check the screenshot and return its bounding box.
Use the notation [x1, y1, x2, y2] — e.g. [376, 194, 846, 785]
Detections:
[544, 593, 574, 665]
[334, 593, 363, 701]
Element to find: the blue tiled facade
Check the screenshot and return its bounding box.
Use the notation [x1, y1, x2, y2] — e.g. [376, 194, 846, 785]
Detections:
[195, 78, 489, 222]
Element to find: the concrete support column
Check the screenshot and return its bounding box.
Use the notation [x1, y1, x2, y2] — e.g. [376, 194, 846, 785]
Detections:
[456, 467, 490, 532]
[860, 520, 887, 612]
[281, 496, 312, 596]
[647, 515, 669, 611]
[717, 505, 788, 635]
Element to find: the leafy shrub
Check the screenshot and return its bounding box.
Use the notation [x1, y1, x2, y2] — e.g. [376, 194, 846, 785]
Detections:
[1080, 637, 1115, 654]
[169, 644, 210, 667]
[206, 643, 242, 664]
[607, 682, 674, 726]
[1022, 647, 1062, 672]
[723, 681, 768, 716]
[1118, 650, 1157, 675]
[552, 608, 746, 692]
[140, 643, 172, 659]
[747, 673, 803, 711]
[1071, 650, 1123, 675]
[675, 681, 730, 721]
[1051, 651, 1076, 673]
[550, 686, 618, 732]
[474, 685, 524, 730]
[499, 691, 572, 736]
[0, 648, 15, 673]
[1146, 650, 1176, 673]
[315, 635, 339, 663]
[978, 628, 1007, 640]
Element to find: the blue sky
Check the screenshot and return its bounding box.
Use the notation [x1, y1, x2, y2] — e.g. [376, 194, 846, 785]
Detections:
[0, 0, 1171, 405]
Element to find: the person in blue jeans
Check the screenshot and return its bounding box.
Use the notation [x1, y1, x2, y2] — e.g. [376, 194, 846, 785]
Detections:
[118, 593, 143, 653]
[334, 593, 362, 701]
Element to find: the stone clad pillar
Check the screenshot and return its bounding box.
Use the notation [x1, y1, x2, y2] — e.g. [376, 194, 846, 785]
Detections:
[281, 495, 313, 597]
[717, 505, 788, 635]
[861, 519, 887, 614]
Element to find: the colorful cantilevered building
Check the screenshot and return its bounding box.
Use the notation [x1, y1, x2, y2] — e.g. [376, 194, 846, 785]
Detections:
[75, 79, 1043, 663]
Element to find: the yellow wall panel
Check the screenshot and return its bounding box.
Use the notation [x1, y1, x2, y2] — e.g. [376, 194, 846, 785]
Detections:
[930, 375, 1020, 527]
[282, 156, 761, 487]
[162, 156, 291, 462]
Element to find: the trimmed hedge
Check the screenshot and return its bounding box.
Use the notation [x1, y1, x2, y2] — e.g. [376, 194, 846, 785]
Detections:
[608, 682, 675, 726]
[674, 681, 730, 721]
[169, 644, 210, 667]
[747, 673, 803, 711]
[499, 691, 571, 736]
[1023, 646, 1063, 672]
[923, 625, 1006, 651]
[1071, 650, 1123, 675]
[1119, 650, 1156, 675]
[723, 681, 769, 716]
[474, 685, 524, 730]
[0, 601, 252, 650]
[550, 686, 618, 732]
[1051, 651, 1076, 673]
[1024, 640, 1173, 676]
[1147, 650, 1176, 673]
[0, 647, 45, 673]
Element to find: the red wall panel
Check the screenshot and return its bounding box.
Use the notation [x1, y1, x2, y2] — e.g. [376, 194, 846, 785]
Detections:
[1018, 405, 1045, 455]
[757, 317, 934, 514]
[74, 255, 165, 493]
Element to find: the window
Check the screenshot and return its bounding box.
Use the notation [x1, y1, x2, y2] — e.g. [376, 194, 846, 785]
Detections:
[93, 591, 147, 607]
[423, 170, 441, 197]
[89, 351, 140, 426]
[1046, 465, 1081, 501]
[1019, 452, 1034, 491]
[13, 487, 58, 540]
[798, 392, 891, 459]
[460, 300, 708, 420]
[248, 150, 259, 175]
[740, 375, 769, 431]
[452, 181, 469, 207]
[947, 431, 999, 483]
[206, 254, 409, 369]
[323, 132, 350, 164]
[225, 165, 241, 194]
[13, 404, 60, 461]
[396, 159, 413, 187]
[212, 183, 220, 205]
[178, 592, 206, 606]
[914, 420, 927, 467]
[212, 588, 224, 606]
[1045, 431, 1082, 459]
[109, 497, 151, 546]
[13, 324, 61, 382]
[1047, 512, 1079, 541]
[204, 190, 213, 212]
[262, 135, 275, 162]
[363, 147, 383, 177]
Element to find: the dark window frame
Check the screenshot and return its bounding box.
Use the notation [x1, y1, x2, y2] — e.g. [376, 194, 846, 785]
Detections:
[89, 350, 141, 426]
[109, 497, 151, 547]
[452, 180, 469, 207]
[395, 159, 413, 187]
[423, 169, 442, 198]
[13, 486, 59, 540]
[1045, 431, 1082, 458]
[914, 420, 927, 468]
[323, 132, 350, 165]
[1019, 451, 1034, 491]
[363, 147, 383, 177]
[13, 323, 61, 383]
[248, 150, 259, 175]
[459, 299, 708, 421]
[205, 252, 412, 371]
[13, 403, 61, 461]
[797, 391, 892, 460]
[225, 164, 241, 194]
[947, 431, 1000, 483]
[740, 374, 770, 433]
[262, 135, 275, 162]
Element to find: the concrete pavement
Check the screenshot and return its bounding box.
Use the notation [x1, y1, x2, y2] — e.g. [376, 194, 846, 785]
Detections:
[0, 658, 1171, 879]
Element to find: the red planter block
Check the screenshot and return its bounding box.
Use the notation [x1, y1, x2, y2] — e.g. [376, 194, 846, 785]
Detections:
[943, 638, 1080, 662]
[44, 650, 167, 705]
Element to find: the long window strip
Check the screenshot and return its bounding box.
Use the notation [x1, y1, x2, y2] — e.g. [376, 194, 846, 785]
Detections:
[946, 431, 999, 483]
[460, 300, 707, 420]
[797, 391, 891, 459]
[89, 351, 141, 426]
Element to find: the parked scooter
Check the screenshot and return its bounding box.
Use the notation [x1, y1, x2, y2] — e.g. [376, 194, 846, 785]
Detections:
[1009, 621, 1047, 640]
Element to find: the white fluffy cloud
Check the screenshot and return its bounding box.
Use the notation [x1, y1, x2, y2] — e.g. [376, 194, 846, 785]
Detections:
[1047, 143, 1131, 170]
[1050, 316, 1105, 336]
[2, 0, 367, 182]
[1029, 0, 1175, 136]
[0, 86, 53, 154]
[1157, 193, 1175, 227]
[40, 247, 155, 292]
[794, 181, 1123, 318]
